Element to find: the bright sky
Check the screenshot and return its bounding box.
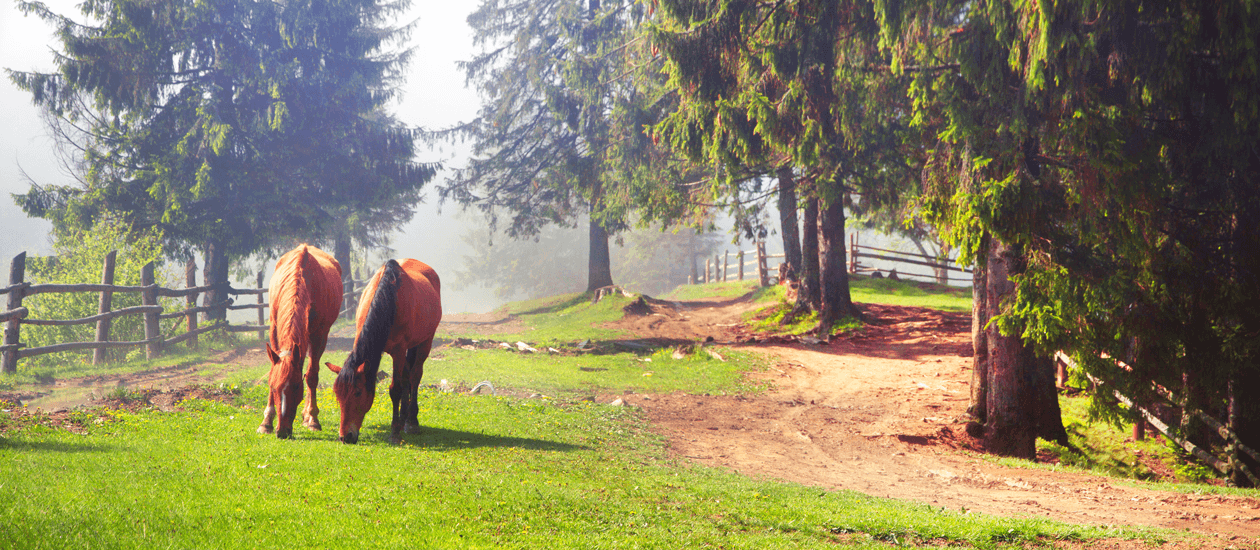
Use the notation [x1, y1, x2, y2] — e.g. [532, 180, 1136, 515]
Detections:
[0, 0, 497, 310]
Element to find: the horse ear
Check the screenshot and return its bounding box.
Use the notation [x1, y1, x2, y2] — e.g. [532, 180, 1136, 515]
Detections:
[355, 363, 367, 374]
[266, 342, 280, 364]
[326, 362, 341, 374]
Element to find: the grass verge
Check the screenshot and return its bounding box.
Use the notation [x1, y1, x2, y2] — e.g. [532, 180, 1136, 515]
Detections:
[0, 388, 1125, 549]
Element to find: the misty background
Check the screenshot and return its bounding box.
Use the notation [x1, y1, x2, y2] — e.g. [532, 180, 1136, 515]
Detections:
[1, 0, 926, 315]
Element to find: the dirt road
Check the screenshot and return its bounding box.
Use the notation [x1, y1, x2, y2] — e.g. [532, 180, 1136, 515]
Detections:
[599, 295, 1260, 548]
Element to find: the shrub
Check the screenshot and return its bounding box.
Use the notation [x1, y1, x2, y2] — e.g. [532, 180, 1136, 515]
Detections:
[21, 216, 177, 368]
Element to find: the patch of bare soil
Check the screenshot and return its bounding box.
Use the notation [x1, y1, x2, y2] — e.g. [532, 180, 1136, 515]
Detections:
[1, 386, 241, 435]
[603, 294, 1260, 548]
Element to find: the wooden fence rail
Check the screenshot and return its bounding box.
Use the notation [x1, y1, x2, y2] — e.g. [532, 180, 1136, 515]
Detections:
[848, 233, 971, 284]
[1057, 352, 1259, 486]
[692, 233, 972, 289]
[0, 251, 368, 375]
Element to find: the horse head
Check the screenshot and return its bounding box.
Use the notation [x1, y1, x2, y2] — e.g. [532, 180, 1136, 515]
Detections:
[265, 342, 304, 439]
[326, 360, 376, 444]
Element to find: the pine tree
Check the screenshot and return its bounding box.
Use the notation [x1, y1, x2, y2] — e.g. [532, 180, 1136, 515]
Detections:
[9, 0, 434, 312]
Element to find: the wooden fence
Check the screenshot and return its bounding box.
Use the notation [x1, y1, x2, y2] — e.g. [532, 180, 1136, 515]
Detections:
[1056, 352, 1258, 486]
[0, 251, 367, 374]
[693, 234, 971, 288]
[694, 243, 785, 287]
[848, 233, 972, 284]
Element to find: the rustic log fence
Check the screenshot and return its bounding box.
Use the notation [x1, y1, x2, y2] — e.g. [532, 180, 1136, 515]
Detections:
[848, 233, 971, 284]
[1056, 352, 1259, 486]
[692, 243, 785, 287]
[0, 251, 368, 375]
[690, 234, 971, 288]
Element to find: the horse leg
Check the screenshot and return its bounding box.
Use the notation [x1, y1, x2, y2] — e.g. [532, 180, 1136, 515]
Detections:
[257, 389, 277, 435]
[303, 333, 329, 431]
[403, 339, 432, 435]
[389, 349, 411, 439]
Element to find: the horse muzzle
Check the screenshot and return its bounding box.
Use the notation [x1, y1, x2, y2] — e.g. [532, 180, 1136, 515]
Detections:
[340, 432, 359, 444]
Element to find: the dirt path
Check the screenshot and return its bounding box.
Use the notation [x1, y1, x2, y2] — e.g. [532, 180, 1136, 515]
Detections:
[603, 295, 1260, 548]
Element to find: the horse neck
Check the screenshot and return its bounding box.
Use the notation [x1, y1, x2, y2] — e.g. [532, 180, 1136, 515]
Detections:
[347, 262, 400, 381]
[274, 263, 312, 356]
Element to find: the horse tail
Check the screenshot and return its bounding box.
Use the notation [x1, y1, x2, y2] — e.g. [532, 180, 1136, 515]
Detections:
[340, 260, 402, 395]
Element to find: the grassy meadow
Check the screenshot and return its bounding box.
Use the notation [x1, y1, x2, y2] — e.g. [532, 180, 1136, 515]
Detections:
[0, 279, 1170, 548]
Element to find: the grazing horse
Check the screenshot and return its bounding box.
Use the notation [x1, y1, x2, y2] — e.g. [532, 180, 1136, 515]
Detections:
[257, 244, 343, 439]
[326, 259, 441, 444]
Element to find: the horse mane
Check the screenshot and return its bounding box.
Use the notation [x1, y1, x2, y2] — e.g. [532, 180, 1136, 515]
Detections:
[339, 259, 401, 396]
[272, 248, 312, 361]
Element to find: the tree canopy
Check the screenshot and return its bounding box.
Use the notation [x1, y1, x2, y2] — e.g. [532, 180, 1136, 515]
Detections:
[881, 0, 1260, 472]
[9, 0, 435, 266]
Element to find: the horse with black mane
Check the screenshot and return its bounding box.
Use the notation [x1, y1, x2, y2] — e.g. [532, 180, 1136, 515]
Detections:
[326, 258, 442, 444]
[258, 244, 343, 438]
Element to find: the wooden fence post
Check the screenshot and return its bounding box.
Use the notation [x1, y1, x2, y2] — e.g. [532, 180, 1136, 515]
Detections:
[704, 258, 711, 283]
[757, 242, 769, 287]
[2, 252, 27, 374]
[849, 233, 858, 273]
[185, 257, 198, 349]
[92, 250, 117, 365]
[141, 262, 161, 359]
[256, 270, 266, 339]
[738, 250, 745, 281]
[722, 251, 728, 282]
[690, 254, 697, 285]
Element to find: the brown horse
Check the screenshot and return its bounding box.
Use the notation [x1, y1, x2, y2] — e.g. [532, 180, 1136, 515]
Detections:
[325, 259, 441, 444]
[257, 244, 343, 439]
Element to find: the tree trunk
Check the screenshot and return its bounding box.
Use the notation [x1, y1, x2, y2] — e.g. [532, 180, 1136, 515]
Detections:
[799, 196, 821, 309]
[776, 165, 802, 283]
[334, 230, 353, 319]
[816, 193, 860, 337]
[968, 237, 989, 422]
[982, 237, 1034, 457]
[203, 240, 229, 322]
[587, 217, 614, 292]
[980, 237, 1068, 457]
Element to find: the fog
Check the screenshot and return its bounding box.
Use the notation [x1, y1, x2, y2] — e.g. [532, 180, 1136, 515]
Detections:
[1, 0, 943, 319]
[0, 0, 504, 312]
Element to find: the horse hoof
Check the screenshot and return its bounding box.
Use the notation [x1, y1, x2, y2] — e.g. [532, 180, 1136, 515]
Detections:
[257, 425, 273, 435]
[276, 428, 293, 439]
[403, 424, 422, 435]
[304, 420, 322, 431]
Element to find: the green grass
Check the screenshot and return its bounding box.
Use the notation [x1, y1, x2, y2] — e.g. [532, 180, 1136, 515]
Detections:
[1034, 395, 1181, 481]
[442, 292, 633, 345]
[244, 343, 763, 404]
[848, 276, 972, 312]
[422, 346, 767, 398]
[660, 279, 764, 301]
[0, 388, 1123, 549]
[0, 277, 1172, 548]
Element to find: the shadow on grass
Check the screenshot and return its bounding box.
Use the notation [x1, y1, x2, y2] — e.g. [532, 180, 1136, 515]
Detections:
[382, 426, 589, 453]
[0, 438, 114, 453]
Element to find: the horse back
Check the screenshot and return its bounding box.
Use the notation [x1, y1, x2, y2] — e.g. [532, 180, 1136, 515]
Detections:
[392, 259, 442, 352]
[298, 246, 344, 332]
[270, 245, 343, 350]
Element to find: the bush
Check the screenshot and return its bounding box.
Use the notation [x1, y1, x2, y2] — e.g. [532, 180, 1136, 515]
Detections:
[21, 216, 177, 369]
